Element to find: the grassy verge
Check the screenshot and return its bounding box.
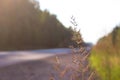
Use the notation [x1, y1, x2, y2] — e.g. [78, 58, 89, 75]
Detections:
[90, 49, 120, 80]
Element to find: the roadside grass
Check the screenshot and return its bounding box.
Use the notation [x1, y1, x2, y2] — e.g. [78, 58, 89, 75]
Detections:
[49, 27, 95, 80]
[90, 49, 120, 80]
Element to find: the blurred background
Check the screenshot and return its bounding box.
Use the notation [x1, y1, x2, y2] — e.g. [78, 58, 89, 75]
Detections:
[0, 0, 120, 80]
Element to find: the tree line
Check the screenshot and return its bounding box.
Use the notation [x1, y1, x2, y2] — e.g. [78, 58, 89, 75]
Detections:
[0, 0, 79, 50]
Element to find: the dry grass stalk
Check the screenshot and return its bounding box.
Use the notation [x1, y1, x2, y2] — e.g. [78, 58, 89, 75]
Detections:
[88, 72, 95, 80]
[49, 16, 95, 80]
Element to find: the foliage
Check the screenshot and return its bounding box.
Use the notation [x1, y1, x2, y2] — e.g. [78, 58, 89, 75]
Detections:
[90, 26, 120, 80]
[0, 0, 75, 50]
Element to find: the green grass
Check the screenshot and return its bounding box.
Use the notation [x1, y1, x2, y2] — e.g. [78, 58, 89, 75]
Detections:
[89, 26, 120, 80]
[90, 50, 120, 80]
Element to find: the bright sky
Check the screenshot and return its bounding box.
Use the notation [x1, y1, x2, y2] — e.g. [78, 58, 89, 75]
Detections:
[38, 0, 120, 44]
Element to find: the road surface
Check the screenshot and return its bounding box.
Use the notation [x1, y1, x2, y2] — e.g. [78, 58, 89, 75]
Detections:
[0, 48, 71, 67]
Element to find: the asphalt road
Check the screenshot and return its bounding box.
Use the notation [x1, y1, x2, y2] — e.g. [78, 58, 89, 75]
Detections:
[0, 48, 71, 67]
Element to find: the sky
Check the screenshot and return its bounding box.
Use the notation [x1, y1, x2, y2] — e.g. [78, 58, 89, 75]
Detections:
[38, 0, 120, 44]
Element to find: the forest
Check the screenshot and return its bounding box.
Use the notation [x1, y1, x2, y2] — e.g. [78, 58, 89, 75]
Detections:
[0, 0, 77, 50]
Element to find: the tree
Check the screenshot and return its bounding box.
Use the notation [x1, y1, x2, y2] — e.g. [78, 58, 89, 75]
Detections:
[0, 0, 77, 50]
